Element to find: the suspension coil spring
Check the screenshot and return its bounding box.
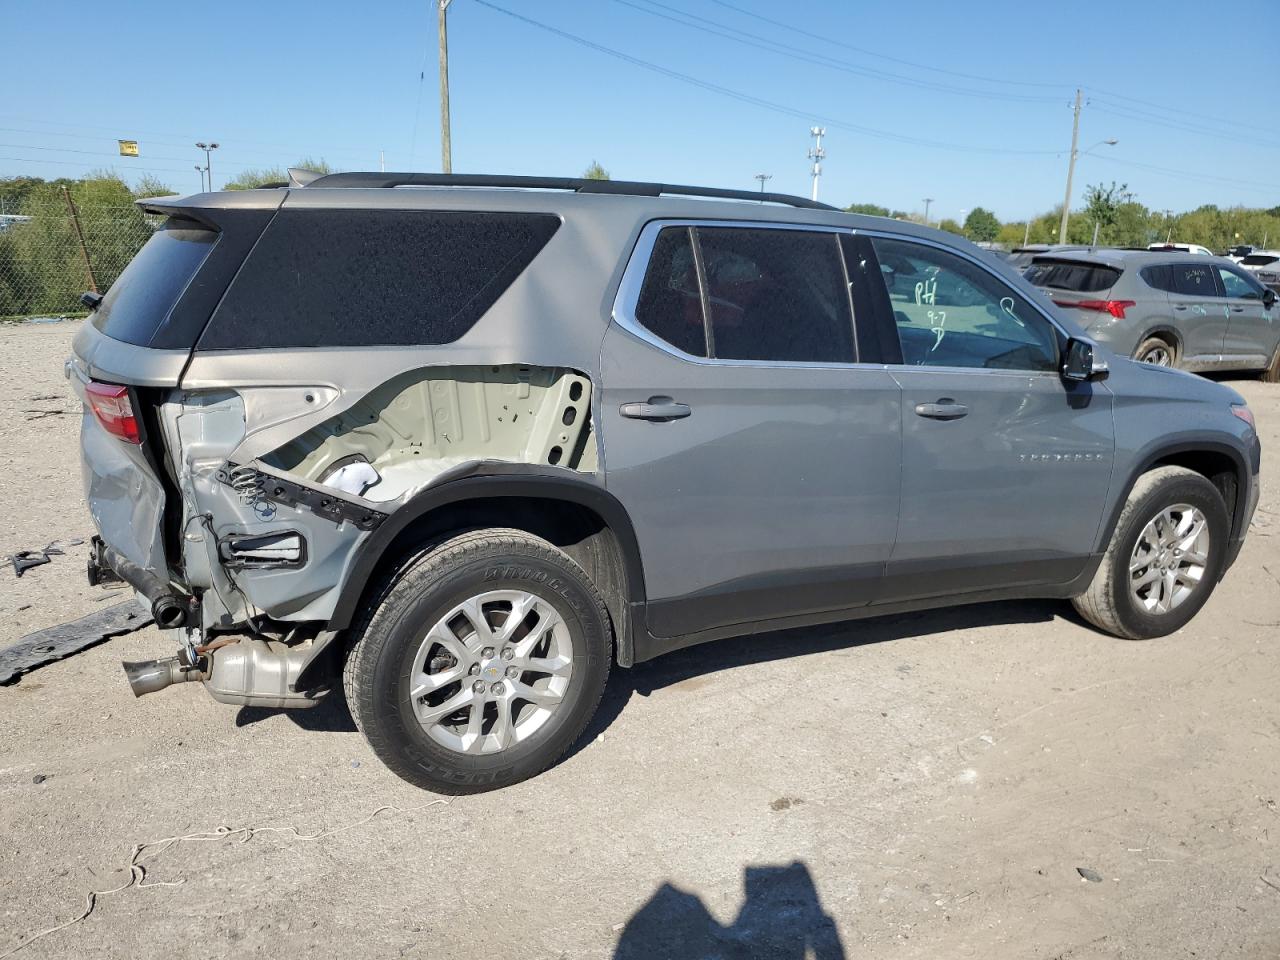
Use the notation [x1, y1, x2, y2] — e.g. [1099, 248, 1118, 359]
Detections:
[224, 465, 264, 505]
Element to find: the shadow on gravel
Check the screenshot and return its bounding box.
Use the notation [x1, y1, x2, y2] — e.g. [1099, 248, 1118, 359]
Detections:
[235, 688, 358, 732]
[568, 598, 1062, 761]
[614, 861, 845, 960]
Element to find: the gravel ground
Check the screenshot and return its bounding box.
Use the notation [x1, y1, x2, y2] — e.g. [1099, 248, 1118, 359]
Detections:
[0, 320, 1277, 959]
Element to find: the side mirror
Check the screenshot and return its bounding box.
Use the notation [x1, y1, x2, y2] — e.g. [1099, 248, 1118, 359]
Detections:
[1264, 288, 1277, 309]
[1062, 337, 1109, 383]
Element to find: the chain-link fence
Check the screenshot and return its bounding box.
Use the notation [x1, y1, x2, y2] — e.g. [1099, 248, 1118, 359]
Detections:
[0, 198, 159, 320]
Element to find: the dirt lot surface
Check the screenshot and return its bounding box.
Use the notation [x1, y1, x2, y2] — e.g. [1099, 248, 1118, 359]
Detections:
[1, 320, 1277, 959]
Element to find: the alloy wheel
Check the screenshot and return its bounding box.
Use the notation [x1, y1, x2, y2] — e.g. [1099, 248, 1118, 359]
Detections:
[408, 590, 573, 755]
[1128, 503, 1210, 615]
[1140, 345, 1172, 366]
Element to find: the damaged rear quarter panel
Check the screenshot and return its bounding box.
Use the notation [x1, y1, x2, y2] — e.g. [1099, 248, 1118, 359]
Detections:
[169, 366, 597, 628]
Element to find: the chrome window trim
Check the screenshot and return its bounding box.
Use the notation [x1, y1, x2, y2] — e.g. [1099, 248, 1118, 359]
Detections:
[610, 218, 875, 370]
[612, 218, 1074, 374]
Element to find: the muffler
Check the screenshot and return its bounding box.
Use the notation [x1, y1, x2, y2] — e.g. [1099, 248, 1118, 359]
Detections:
[122, 656, 204, 697]
[120, 638, 328, 708]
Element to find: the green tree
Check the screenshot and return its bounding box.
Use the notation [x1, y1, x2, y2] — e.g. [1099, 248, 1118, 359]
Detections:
[936, 218, 963, 235]
[224, 157, 332, 190]
[132, 175, 176, 199]
[845, 202, 890, 217]
[963, 207, 1000, 242]
[582, 160, 610, 181]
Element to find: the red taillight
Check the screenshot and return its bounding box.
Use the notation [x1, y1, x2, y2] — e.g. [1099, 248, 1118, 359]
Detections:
[1054, 299, 1136, 319]
[85, 381, 141, 444]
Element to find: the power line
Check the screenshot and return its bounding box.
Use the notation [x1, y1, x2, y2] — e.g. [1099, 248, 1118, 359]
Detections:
[470, 0, 1062, 157]
[706, 0, 1069, 90]
[1088, 101, 1280, 152]
[1090, 153, 1280, 194]
[1085, 86, 1266, 138]
[614, 0, 1062, 104]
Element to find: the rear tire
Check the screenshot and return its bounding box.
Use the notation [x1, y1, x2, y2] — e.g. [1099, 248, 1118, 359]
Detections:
[1134, 336, 1175, 367]
[343, 528, 612, 794]
[1072, 466, 1229, 639]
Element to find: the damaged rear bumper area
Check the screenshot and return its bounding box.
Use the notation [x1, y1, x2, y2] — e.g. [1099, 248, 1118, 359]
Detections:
[79, 362, 597, 709]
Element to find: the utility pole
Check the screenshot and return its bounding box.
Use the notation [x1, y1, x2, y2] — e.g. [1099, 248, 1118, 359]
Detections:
[922, 198, 934, 226]
[754, 173, 772, 195]
[807, 127, 826, 202]
[438, 0, 453, 174]
[1057, 89, 1082, 245]
[1023, 220, 1031, 246]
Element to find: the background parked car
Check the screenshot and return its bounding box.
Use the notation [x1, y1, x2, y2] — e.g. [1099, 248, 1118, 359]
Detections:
[1025, 249, 1280, 379]
[1005, 244, 1089, 270]
[1227, 244, 1255, 262]
[1238, 250, 1280, 292]
[1148, 242, 1214, 256]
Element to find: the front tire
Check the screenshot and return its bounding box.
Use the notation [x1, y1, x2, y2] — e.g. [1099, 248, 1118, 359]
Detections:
[1072, 467, 1229, 639]
[343, 528, 612, 794]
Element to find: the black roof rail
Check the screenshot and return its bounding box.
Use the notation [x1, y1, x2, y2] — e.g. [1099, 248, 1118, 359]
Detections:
[299, 172, 838, 211]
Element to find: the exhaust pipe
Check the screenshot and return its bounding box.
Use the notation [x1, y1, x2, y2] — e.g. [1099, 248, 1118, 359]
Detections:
[122, 656, 204, 698]
[92, 538, 196, 629]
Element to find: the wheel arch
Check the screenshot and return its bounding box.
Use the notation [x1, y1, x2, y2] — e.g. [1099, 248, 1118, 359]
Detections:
[1096, 438, 1250, 558]
[327, 467, 647, 666]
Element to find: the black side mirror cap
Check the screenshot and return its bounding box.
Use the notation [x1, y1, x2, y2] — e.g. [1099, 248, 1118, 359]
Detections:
[1062, 337, 1109, 383]
[80, 291, 103, 311]
[1264, 288, 1277, 308]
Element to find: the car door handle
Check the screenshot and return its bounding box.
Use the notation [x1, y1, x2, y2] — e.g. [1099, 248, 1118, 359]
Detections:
[619, 397, 692, 421]
[1231, 306, 1244, 312]
[914, 399, 969, 421]
[1175, 305, 1188, 311]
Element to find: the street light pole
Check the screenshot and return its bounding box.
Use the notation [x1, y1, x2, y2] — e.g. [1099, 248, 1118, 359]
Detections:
[438, 0, 454, 174]
[922, 198, 934, 226]
[754, 173, 772, 194]
[195, 142, 219, 191]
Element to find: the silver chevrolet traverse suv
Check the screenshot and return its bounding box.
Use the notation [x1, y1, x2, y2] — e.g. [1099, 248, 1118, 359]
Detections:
[71, 172, 1262, 793]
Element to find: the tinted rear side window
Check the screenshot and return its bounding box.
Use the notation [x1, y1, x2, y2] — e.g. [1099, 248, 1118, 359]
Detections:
[1172, 262, 1218, 296]
[200, 209, 560, 349]
[695, 227, 855, 363]
[1140, 264, 1174, 292]
[93, 220, 216, 346]
[1023, 259, 1120, 292]
[633, 226, 707, 357]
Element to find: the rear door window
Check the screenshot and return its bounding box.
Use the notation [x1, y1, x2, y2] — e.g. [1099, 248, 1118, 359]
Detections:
[200, 209, 560, 349]
[93, 220, 216, 346]
[1171, 263, 1219, 297]
[1023, 259, 1120, 293]
[694, 228, 855, 363]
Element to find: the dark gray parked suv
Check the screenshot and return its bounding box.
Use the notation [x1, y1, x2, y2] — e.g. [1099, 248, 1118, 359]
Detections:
[1025, 249, 1280, 379]
[70, 173, 1262, 792]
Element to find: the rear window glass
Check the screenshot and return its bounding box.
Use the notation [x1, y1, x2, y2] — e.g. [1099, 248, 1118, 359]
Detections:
[1023, 259, 1120, 293]
[93, 220, 216, 346]
[200, 209, 560, 349]
[1242, 254, 1280, 266]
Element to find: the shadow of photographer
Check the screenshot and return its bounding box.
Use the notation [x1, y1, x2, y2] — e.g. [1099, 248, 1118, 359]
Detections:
[614, 861, 846, 960]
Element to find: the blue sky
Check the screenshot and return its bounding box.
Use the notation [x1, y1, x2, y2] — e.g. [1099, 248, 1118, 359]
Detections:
[3, 0, 1276, 220]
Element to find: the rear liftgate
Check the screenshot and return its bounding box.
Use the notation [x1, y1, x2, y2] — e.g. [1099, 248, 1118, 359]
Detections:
[124, 365, 596, 707]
